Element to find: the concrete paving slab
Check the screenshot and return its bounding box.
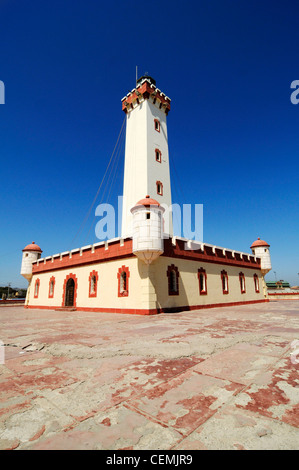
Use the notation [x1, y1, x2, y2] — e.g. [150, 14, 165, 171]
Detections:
[29, 404, 183, 450]
[233, 356, 299, 427]
[0, 300, 298, 449]
[174, 404, 299, 450]
[128, 369, 244, 436]
[192, 345, 279, 385]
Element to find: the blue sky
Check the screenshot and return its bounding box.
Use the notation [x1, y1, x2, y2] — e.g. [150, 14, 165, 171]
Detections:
[0, 0, 298, 288]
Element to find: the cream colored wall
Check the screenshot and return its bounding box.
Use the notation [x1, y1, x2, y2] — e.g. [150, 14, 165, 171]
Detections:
[28, 257, 143, 309]
[28, 255, 265, 311]
[153, 257, 265, 310]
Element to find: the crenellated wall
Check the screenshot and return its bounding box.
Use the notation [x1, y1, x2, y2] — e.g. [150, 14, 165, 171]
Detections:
[27, 236, 266, 314]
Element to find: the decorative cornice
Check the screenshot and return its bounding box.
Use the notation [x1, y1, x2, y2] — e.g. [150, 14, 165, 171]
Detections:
[32, 239, 133, 274]
[122, 79, 171, 114]
[162, 238, 261, 270]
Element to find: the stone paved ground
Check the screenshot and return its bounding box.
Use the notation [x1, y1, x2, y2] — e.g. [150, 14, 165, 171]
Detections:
[0, 301, 298, 450]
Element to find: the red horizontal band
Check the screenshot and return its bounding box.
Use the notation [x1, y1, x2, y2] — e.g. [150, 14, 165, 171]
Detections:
[25, 299, 268, 315]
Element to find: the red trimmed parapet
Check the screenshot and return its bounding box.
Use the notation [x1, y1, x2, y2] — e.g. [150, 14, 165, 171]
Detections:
[122, 79, 171, 114]
[163, 238, 261, 270]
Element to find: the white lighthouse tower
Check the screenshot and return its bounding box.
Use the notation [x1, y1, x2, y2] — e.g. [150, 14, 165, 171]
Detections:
[121, 75, 173, 238]
[21, 241, 42, 281]
[250, 237, 272, 275]
[131, 195, 165, 264]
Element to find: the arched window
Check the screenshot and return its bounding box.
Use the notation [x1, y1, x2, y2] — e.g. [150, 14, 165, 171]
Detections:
[121, 272, 127, 290]
[117, 266, 130, 297]
[254, 274, 260, 293]
[239, 272, 246, 294]
[155, 148, 162, 163]
[154, 118, 160, 132]
[167, 264, 179, 295]
[48, 276, 55, 298]
[221, 270, 229, 294]
[89, 270, 98, 298]
[34, 279, 40, 298]
[90, 276, 96, 293]
[156, 180, 163, 196]
[198, 268, 207, 295]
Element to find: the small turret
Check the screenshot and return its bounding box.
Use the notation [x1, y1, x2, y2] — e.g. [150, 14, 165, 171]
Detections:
[21, 241, 42, 281]
[250, 237, 271, 275]
[130, 195, 164, 264]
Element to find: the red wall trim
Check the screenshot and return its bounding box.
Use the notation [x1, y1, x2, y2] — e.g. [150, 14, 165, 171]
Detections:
[117, 265, 130, 297]
[26, 299, 269, 315]
[268, 292, 299, 296]
[122, 81, 171, 114]
[34, 278, 40, 298]
[88, 270, 98, 298]
[162, 238, 261, 270]
[48, 276, 55, 298]
[32, 237, 261, 276]
[0, 299, 25, 305]
[32, 239, 133, 275]
[62, 273, 78, 307]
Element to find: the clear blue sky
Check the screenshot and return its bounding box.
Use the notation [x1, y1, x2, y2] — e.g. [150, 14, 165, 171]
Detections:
[0, 0, 298, 288]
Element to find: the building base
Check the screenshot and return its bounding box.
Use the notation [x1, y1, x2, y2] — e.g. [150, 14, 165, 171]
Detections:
[25, 298, 268, 315]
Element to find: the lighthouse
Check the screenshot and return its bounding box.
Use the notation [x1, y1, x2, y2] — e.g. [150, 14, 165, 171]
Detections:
[121, 75, 173, 238]
[19, 73, 270, 315]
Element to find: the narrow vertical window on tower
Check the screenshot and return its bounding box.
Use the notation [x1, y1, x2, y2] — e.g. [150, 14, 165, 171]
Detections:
[198, 268, 207, 295]
[34, 279, 40, 298]
[154, 119, 160, 132]
[254, 274, 260, 293]
[156, 181, 163, 196]
[239, 272, 246, 294]
[89, 270, 98, 298]
[48, 276, 55, 298]
[118, 265, 130, 297]
[167, 265, 179, 295]
[155, 148, 162, 163]
[221, 270, 229, 294]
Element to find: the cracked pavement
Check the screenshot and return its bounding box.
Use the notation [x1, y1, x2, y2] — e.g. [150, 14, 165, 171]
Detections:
[0, 300, 298, 450]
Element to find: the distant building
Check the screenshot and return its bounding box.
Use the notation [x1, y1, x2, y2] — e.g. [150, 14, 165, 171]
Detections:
[267, 280, 290, 289]
[266, 280, 299, 300]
